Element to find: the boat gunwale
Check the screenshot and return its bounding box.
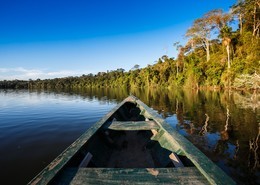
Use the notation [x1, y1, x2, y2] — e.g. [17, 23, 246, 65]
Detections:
[28, 95, 235, 185]
[28, 96, 137, 185]
[135, 98, 235, 185]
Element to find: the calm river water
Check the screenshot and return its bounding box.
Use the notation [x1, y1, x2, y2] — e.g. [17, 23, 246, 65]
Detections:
[0, 88, 259, 185]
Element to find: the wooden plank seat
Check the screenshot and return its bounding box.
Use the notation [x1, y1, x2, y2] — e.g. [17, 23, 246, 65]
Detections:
[70, 167, 209, 185]
[108, 121, 160, 131]
[28, 95, 235, 185]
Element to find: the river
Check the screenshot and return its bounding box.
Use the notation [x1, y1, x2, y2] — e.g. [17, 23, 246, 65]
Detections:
[0, 88, 259, 184]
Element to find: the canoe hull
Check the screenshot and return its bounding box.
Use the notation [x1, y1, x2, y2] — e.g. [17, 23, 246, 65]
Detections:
[28, 95, 235, 185]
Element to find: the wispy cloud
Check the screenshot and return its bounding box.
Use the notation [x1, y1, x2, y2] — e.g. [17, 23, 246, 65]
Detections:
[0, 67, 89, 80]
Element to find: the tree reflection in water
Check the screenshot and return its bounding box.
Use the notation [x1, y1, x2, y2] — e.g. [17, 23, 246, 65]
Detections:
[36, 87, 259, 184]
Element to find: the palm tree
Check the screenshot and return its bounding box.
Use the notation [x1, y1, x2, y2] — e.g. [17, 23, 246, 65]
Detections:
[220, 26, 232, 69]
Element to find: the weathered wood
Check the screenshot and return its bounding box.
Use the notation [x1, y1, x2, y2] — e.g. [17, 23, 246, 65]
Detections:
[79, 152, 93, 168]
[136, 97, 236, 185]
[28, 97, 136, 185]
[28, 95, 235, 185]
[151, 129, 158, 136]
[70, 167, 209, 185]
[169, 153, 184, 168]
[109, 121, 160, 131]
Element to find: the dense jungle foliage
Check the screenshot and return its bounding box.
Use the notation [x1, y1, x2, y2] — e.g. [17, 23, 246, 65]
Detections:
[1, 0, 259, 90]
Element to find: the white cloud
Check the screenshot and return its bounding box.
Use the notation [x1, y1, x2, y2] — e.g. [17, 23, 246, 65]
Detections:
[0, 67, 89, 80]
[0, 68, 11, 73]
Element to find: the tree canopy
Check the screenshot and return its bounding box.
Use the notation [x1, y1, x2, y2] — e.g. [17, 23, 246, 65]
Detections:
[1, 0, 259, 90]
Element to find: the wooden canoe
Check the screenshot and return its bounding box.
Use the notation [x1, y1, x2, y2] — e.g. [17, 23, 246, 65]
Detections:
[28, 95, 235, 185]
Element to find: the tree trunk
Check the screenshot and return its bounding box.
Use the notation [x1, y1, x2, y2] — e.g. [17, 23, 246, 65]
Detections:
[176, 63, 179, 77]
[252, 1, 260, 37]
[226, 44, 230, 68]
[223, 37, 231, 69]
[253, 2, 257, 36]
[206, 40, 210, 62]
[239, 14, 243, 35]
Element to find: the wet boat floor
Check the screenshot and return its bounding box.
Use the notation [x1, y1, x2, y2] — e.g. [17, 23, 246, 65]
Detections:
[107, 131, 155, 168]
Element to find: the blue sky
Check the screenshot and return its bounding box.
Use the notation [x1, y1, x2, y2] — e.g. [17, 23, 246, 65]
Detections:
[0, 0, 236, 80]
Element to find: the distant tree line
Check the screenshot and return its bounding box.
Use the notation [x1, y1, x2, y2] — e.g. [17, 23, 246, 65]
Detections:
[0, 80, 29, 89]
[1, 0, 259, 90]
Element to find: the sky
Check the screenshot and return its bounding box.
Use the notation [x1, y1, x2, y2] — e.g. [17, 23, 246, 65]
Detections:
[0, 0, 236, 80]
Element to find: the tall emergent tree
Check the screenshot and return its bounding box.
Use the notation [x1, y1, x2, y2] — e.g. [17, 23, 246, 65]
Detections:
[220, 26, 232, 68]
[207, 9, 233, 69]
[185, 10, 224, 62]
[232, 0, 246, 35]
[251, 0, 260, 36]
[186, 18, 211, 62]
[232, 0, 260, 36]
[173, 42, 184, 76]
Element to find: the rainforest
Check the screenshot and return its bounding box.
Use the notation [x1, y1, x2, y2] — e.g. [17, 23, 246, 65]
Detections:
[0, 0, 259, 90]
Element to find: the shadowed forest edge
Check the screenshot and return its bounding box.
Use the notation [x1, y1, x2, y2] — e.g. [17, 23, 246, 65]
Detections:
[1, 0, 259, 90]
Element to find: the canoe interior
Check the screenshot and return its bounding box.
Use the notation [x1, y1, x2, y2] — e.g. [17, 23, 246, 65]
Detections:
[49, 101, 194, 184]
[29, 96, 235, 185]
[64, 129, 194, 168]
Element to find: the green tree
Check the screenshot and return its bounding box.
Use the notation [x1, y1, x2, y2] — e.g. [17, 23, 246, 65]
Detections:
[220, 26, 233, 69]
[186, 16, 213, 62]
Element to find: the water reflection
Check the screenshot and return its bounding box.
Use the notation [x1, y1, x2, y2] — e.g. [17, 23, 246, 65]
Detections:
[57, 87, 259, 184]
[233, 91, 260, 111]
[1, 88, 259, 185]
